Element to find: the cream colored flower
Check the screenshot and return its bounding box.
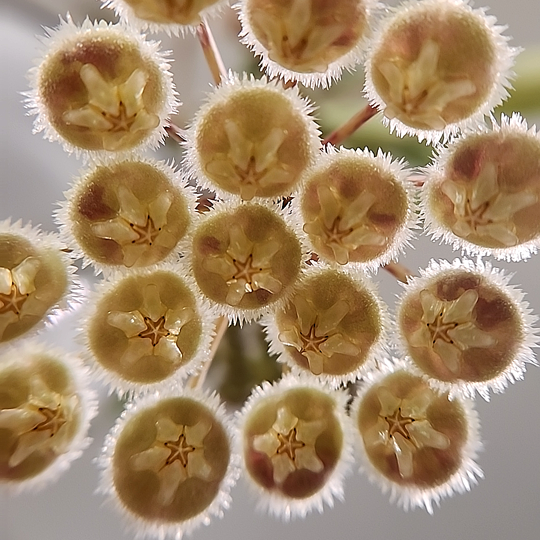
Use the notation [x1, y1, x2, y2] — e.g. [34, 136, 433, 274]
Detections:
[278, 295, 360, 375]
[62, 64, 159, 151]
[441, 162, 537, 247]
[107, 283, 194, 366]
[90, 186, 176, 267]
[130, 416, 213, 506]
[0, 376, 78, 468]
[378, 39, 476, 131]
[253, 406, 326, 484]
[408, 289, 495, 374]
[203, 223, 282, 306]
[362, 385, 450, 478]
[205, 120, 289, 201]
[303, 184, 386, 265]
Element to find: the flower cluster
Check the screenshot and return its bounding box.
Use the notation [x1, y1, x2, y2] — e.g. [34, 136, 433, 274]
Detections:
[2, 0, 539, 538]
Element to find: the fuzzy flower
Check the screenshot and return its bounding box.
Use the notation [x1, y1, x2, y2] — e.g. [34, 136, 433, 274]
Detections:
[0, 220, 75, 346]
[27, 16, 178, 158]
[189, 200, 304, 322]
[264, 264, 390, 387]
[103, 0, 228, 35]
[84, 266, 213, 396]
[237, 0, 374, 88]
[352, 368, 483, 513]
[238, 375, 354, 519]
[0, 342, 96, 493]
[98, 389, 239, 540]
[300, 146, 416, 271]
[396, 259, 538, 400]
[57, 158, 194, 274]
[422, 114, 540, 261]
[364, 0, 518, 143]
[185, 74, 321, 201]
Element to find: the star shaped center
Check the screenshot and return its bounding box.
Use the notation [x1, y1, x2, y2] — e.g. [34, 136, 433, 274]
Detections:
[164, 433, 196, 468]
[0, 284, 28, 316]
[383, 407, 415, 442]
[138, 316, 170, 346]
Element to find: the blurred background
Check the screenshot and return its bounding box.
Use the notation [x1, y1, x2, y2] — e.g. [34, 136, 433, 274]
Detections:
[1, 1, 540, 539]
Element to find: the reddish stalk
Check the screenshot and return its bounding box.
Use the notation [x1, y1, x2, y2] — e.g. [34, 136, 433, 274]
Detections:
[196, 20, 227, 85]
[323, 103, 378, 146]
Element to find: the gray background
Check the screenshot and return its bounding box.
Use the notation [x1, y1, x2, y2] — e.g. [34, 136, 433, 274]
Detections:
[1, 1, 540, 539]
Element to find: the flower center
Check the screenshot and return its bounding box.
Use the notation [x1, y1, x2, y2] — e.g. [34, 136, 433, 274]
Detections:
[164, 433, 196, 468]
[138, 316, 170, 346]
[0, 284, 28, 316]
[130, 216, 161, 246]
[276, 428, 305, 461]
[383, 407, 415, 442]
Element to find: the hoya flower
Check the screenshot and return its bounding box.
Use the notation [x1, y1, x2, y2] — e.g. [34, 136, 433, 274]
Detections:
[352, 368, 482, 513]
[27, 16, 177, 158]
[57, 159, 193, 274]
[237, 0, 374, 88]
[300, 146, 416, 271]
[264, 264, 390, 387]
[103, 0, 228, 35]
[185, 74, 320, 201]
[0, 342, 96, 493]
[84, 266, 213, 395]
[189, 200, 304, 322]
[422, 114, 540, 261]
[364, 0, 518, 143]
[238, 375, 354, 519]
[397, 259, 538, 400]
[0, 220, 74, 346]
[98, 389, 239, 539]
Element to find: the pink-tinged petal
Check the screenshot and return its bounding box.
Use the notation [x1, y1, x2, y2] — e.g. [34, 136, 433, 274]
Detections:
[330, 242, 351, 265]
[122, 243, 148, 267]
[120, 338, 153, 366]
[11, 257, 40, 295]
[257, 167, 290, 188]
[342, 227, 386, 248]
[317, 184, 341, 229]
[408, 420, 450, 450]
[203, 256, 236, 278]
[206, 157, 239, 182]
[239, 182, 258, 201]
[363, 419, 390, 448]
[130, 446, 169, 472]
[284, 0, 312, 49]
[253, 431, 280, 457]
[0, 311, 19, 339]
[129, 110, 159, 133]
[303, 219, 324, 238]
[442, 289, 478, 324]
[9, 430, 51, 467]
[153, 229, 178, 249]
[187, 449, 213, 481]
[62, 107, 114, 130]
[29, 378, 58, 409]
[452, 219, 475, 238]
[407, 40, 440, 100]
[156, 460, 187, 506]
[433, 339, 461, 374]
[295, 446, 324, 474]
[315, 300, 350, 336]
[378, 62, 406, 105]
[272, 453, 296, 484]
[141, 284, 166, 321]
[476, 223, 519, 246]
[448, 323, 496, 349]
[484, 191, 537, 221]
[79, 63, 119, 116]
[278, 328, 303, 351]
[421, 79, 476, 113]
[107, 310, 146, 337]
[441, 180, 466, 207]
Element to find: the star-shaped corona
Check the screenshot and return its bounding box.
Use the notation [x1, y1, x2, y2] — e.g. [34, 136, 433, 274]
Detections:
[353, 370, 482, 512]
[130, 416, 213, 505]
